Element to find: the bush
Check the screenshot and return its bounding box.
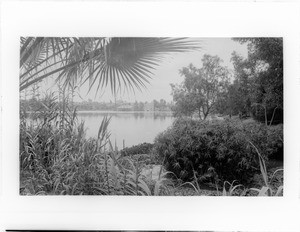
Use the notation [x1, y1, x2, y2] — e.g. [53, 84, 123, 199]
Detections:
[153, 118, 283, 186]
[240, 120, 283, 161]
[120, 143, 165, 165]
[121, 143, 153, 156]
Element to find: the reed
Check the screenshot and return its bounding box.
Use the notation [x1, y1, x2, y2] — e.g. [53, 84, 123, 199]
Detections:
[20, 94, 283, 196]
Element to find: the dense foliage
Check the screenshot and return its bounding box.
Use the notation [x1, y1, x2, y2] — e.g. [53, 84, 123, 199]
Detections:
[121, 143, 154, 156]
[228, 38, 283, 123]
[171, 55, 230, 119]
[171, 38, 283, 125]
[153, 118, 283, 186]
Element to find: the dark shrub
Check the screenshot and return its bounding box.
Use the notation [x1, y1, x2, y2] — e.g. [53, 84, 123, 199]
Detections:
[252, 106, 283, 125]
[153, 118, 283, 186]
[240, 120, 283, 161]
[121, 142, 154, 156]
[120, 143, 164, 165]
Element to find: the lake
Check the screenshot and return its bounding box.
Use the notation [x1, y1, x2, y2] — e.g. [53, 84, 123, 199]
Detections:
[77, 111, 174, 148]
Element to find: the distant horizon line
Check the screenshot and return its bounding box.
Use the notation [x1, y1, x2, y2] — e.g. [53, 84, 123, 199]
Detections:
[20, 98, 174, 104]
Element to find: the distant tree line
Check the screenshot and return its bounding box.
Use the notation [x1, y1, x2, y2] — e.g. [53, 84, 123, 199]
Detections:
[20, 98, 173, 112]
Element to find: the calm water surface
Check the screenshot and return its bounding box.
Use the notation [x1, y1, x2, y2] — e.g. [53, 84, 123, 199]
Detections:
[77, 111, 174, 148]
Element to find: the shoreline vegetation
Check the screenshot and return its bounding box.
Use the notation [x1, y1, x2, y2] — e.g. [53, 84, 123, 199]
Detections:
[23, 110, 174, 114]
[20, 103, 283, 196]
[20, 98, 174, 113]
[19, 37, 283, 196]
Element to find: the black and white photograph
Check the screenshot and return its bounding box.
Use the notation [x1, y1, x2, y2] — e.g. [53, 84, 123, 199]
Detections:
[1, 1, 300, 232]
[19, 37, 283, 196]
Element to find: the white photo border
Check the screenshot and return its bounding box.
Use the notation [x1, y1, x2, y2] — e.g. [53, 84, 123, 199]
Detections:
[1, 1, 300, 232]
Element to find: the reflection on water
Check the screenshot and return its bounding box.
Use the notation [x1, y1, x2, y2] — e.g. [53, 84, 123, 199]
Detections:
[77, 111, 174, 148]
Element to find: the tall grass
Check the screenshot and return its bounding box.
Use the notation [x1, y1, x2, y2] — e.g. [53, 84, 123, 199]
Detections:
[248, 141, 283, 196]
[218, 142, 283, 197]
[20, 93, 173, 195]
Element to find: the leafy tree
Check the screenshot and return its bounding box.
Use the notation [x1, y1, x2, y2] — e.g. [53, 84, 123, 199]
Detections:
[153, 99, 159, 110]
[159, 99, 166, 106]
[232, 38, 283, 124]
[226, 82, 243, 116]
[171, 83, 199, 117]
[153, 99, 168, 111]
[133, 101, 145, 111]
[133, 101, 139, 111]
[227, 51, 256, 117]
[171, 54, 230, 119]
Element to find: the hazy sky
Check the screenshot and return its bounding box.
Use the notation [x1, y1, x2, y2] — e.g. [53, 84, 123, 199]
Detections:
[43, 38, 249, 103]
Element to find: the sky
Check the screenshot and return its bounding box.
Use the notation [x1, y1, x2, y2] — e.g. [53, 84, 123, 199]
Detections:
[42, 38, 249, 103]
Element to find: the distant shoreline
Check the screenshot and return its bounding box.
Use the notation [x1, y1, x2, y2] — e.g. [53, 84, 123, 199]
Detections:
[24, 110, 174, 115]
[76, 110, 173, 114]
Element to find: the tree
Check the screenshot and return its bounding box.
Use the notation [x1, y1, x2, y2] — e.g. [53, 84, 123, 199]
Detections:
[228, 51, 256, 117]
[153, 99, 159, 111]
[226, 82, 243, 116]
[138, 102, 145, 111]
[133, 101, 139, 111]
[20, 37, 200, 95]
[171, 54, 230, 119]
[152, 99, 168, 111]
[232, 38, 283, 124]
[171, 84, 196, 117]
[159, 99, 166, 108]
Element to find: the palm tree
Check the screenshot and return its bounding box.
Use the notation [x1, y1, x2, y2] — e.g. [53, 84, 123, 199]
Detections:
[20, 37, 200, 95]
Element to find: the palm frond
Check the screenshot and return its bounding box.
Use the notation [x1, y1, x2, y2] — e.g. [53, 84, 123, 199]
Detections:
[20, 37, 201, 94]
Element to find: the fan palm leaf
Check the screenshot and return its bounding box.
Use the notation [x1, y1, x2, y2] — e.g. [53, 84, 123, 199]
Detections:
[20, 37, 200, 94]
